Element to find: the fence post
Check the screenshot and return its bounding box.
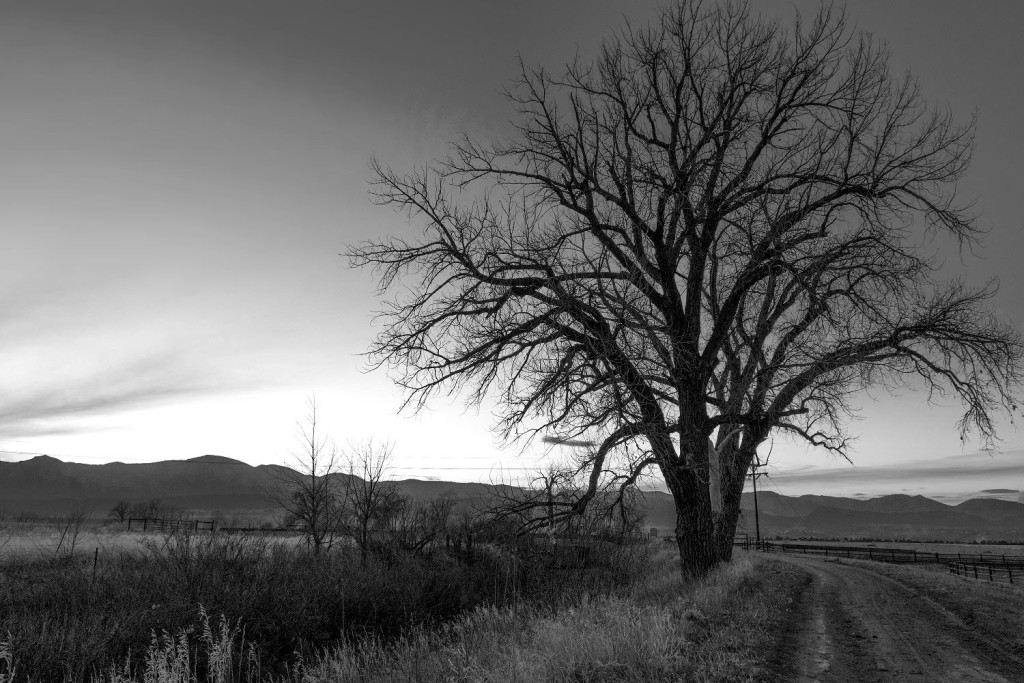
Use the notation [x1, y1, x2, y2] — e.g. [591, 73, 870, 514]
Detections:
[1009, 567, 1014, 585]
[891, 549, 896, 563]
[973, 565, 978, 580]
[144, 518, 148, 532]
[989, 566, 994, 582]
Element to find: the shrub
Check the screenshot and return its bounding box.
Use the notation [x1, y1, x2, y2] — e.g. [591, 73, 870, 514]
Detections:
[0, 526, 656, 681]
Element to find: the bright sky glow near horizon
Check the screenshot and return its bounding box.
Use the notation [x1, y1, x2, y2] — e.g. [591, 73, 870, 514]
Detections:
[2, 1, 1023, 503]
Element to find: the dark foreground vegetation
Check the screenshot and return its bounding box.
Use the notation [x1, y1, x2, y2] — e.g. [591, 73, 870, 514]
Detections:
[0, 524, 806, 682]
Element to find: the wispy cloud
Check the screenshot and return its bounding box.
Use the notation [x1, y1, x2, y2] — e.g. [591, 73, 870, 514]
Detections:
[764, 451, 1024, 502]
[0, 349, 246, 441]
[541, 436, 596, 448]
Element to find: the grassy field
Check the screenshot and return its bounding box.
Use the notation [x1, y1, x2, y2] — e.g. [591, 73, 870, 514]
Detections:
[792, 539, 1024, 556]
[0, 517, 308, 563]
[9, 521, 1017, 681]
[0, 520, 135, 560]
[0, 522, 808, 682]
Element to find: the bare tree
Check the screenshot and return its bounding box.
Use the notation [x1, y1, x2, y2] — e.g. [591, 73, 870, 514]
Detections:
[341, 439, 402, 563]
[351, 1, 1022, 577]
[272, 397, 345, 555]
[109, 499, 132, 524]
[486, 462, 645, 540]
[132, 499, 166, 519]
[54, 507, 88, 560]
[386, 491, 457, 556]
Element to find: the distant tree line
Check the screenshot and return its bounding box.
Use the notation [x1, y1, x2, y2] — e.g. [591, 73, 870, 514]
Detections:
[270, 398, 461, 561]
[272, 398, 647, 562]
[109, 498, 178, 523]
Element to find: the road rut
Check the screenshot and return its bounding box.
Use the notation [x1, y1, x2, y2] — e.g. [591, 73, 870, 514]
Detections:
[775, 555, 1022, 682]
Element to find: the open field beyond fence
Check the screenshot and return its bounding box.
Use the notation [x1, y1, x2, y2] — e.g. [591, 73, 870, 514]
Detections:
[126, 517, 215, 532]
[734, 537, 1024, 587]
[743, 539, 1024, 567]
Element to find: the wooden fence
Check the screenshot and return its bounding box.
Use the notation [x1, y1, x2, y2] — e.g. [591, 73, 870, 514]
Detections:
[735, 538, 1024, 567]
[732, 538, 1024, 586]
[127, 517, 215, 533]
[948, 561, 1019, 585]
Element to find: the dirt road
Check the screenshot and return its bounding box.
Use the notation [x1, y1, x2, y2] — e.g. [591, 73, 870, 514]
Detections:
[775, 555, 1024, 682]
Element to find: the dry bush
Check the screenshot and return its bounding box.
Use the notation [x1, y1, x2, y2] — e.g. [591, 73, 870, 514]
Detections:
[0, 527, 536, 680]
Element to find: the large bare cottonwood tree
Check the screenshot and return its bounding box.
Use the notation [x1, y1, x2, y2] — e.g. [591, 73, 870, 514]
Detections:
[351, 1, 1022, 577]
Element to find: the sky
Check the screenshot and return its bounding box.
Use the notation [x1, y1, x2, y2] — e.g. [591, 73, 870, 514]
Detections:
[1, 0, 1022, 503]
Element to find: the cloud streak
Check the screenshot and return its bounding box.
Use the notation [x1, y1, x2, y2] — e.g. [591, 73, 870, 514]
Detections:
[541, 436, 597, 449]
[0, 348, 250, 441]
[764, 451, 1024, 502]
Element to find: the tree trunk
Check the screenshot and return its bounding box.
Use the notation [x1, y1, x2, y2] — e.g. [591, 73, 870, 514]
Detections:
[667, 463, 718, 580]
[666, 435, 762, 577]
[712, 474, 745, 564]
[711, 442, 761, 563]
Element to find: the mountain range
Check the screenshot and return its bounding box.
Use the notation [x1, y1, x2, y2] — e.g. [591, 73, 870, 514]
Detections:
[640, 490, 1024, 542]
[1, 455, 1022, 542]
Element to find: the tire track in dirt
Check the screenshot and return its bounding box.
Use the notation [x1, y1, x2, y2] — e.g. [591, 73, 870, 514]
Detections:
[777, 555, 1020, 682]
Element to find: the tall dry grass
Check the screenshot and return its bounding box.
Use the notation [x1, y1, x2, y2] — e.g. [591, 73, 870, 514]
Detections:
[0, 524, 808, 682]
[299, 550, 805, 682]
[0, 527, 665, 681]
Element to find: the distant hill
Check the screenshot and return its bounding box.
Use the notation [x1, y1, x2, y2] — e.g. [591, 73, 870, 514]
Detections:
[0, 455, 283, 515]
[728, 491, 1024, 542]
[187, 455, 249, 466]
[1, 455, 1021, 541]
[636, 489, 1024, 542]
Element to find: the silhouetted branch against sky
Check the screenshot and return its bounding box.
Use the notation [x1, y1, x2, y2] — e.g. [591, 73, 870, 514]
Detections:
[352, 0, 1023, 574]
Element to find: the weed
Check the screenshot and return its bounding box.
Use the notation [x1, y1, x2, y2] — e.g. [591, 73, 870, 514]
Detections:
[0, 526, 653, 681]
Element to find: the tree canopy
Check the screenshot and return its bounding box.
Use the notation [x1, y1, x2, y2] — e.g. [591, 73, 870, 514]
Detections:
[351, 1, 1022, 577]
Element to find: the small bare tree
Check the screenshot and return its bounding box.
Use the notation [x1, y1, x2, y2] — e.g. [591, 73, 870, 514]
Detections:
[272, 397, 345, 555]
[340, 439, 402, 563]
[54, 507, 88, 560]
[109, 499, 132, 524]
[387, 491, 457, 556]
[132, 499, 167, 519]
[487, 461, 645, 540]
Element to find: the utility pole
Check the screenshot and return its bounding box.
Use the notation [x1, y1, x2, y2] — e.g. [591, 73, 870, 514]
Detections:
[751, 463, 760, 545]
[748, 448, 770, 548]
